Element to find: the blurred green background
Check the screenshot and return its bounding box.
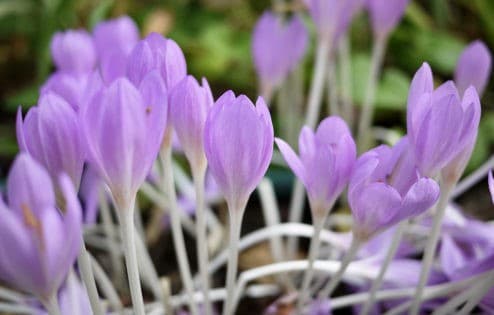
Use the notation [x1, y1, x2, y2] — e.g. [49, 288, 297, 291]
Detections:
[0, 0, 493, 177]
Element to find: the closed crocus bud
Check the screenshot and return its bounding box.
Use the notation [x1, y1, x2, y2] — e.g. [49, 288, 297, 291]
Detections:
[169, 76, 213, 173]
[407, 63, 481, 177]
[0, 154, 82, 303]
[367, 0, 409, 39]
[81, 78, 166, 210]
[204, 91, 273, 210]
[252, 12, 308, 96]
[349, 138, 440, 241]
[455, 40, 492, 96]
[275, 116, 356, 219]
[127, 33, 187, 89]
[50, 30, 96, 74]
[16, 92, 85, 189]
[41, 73, 87, 111]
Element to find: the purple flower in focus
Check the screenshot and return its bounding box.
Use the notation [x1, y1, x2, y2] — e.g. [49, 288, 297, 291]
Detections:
[252, 11, 308, 96]
[349, 137, 440, 241]
[81, 78, 167, 210]
[276, 116, 356, 218]
[127, 32, 187, 89]
[366, 0, 409, 39]
[407, 63, 481, 177]
[50, 30, 96, 74]
[455, 40, 492, 96]
[204, 91, 273, 210]
[16, 92, 85, 189]
[0, 154, 82, 302]
[169, 76, 214, 173]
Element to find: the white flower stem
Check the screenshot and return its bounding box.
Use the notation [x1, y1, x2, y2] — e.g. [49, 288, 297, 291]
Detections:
[77, 243, 105, 315]
[338, 35, 354, 129]
[286, 182, 306, 260]
[452, 154, 494, 198]
[222, 206, 245, 315]
[456, 271, 494, 315]
[192, 167, 213, 315]
[360, 221, 407, 315]
[118, 199, 145, 315]
[410, 182, 454, 315]
[89, 252, 123, 312]
[318, 237, 361, 298]
[357, 35, 387, 153]
[42, 294, 62, 315]
[327, 50, 339, 116]
[161, 145, 199, 315]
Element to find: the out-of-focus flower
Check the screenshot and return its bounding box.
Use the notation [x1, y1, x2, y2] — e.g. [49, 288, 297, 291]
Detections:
[252, 11, 308, 95]
[127, 32, 187, 89]
[81, 78, 166, 210]
[50, 30, 96, 74]
[169, 76, 214, 174]
[16, 92, 85, 189]
[407, 63, 481, 177]
[276, 116, 355, 219]
[349, 138, 440, 241]
[366, 0, 410, 39]
[0, 154, 82, 302]
[204, 91, 273, 210]
[455, 40, 492, 96]
[79, 166, 102, 225]
[489, 171, 494, 204]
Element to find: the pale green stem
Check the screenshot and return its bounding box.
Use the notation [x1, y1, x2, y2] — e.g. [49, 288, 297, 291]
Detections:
[42, 294, 61, 315]
[357, 35, 388, 153]
[89, 252, 123, 312]
[456, 271, 494, 315]
[77, 243, 105, 315]
[327, 50, 339, 116]
[410, 182, 455, 315]
[338, 35, 354, 129]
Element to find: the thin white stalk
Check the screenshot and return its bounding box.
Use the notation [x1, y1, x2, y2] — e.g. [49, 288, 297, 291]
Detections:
[42, 295, 61, 315]
[0, 303, 39, 314]
[89, 252, 123, 312]
[456, 271, 494, 315]
[318, 238, 361, 298]
[192, 167, 213, 315]
[327, 50, 339, 116]
[410, 183, 455, 315]
[360, 221, 407, 315]
[357, 35, 388, 152]
[452, 155, 494, 198]
[338, 35, 354, 128]
[222, 208, 244, 315]
[77, 243, 105, 315]
[0, 287, 27, 303]
[118, 201, 145, 315]
[160, 277, 174, 315]
[160, 145, 198, 315]
[134, 229, 164, 303]
[286, 182, 306, 260]
[296, 220, 325, 313]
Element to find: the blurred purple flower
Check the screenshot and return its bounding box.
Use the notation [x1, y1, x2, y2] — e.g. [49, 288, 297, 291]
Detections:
[127, 32, 187, 89]
[16, 92, 85, 189]
[252, 11, 308, 95]
[0, 154, 82, 302]
[50, 30, 96, 74]
[81, 78, 166, 210]
[349, 138, 440, 241]
[489, 171, 494, 204]
[407, 63, 481, 177]
[455, 40, 492, 96]
[275, 116, 356, 218]
[169, 76, 214, 173]
[366, 0, 409, 39]
[79, 166, 102, 225]
[204, 91, 273, 210]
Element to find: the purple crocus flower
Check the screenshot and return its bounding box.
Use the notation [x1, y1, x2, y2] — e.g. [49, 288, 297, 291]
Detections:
[127, 32, 187, 90]
[252, 12, 308, 96]
[50, 30, 96, 74]
[349, 138, 440, 241]
[16, 92, 85, 189]
[0, 154, 82, 303]
[204, 91, 273, 210]
[455, 40, 492, 96]
[366, 0, 410, 39]
[81, 77, 166, 210]
[275, 116, 356, 218]
[407, 63, 481, 177]
[169, 76, 214, 173]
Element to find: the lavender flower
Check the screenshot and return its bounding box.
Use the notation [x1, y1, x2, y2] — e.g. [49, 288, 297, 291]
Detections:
[455, 40, 492, 96]
[81, 78, 166, 210]
[0, 154, 82, 302]
[16, 92, 85, 189]
[407, 63, 481, 177]
[349, 138, 440, 241]
[366, 0, 410, 39]
[204, 91, 273, 210]
[252, 12, 308, 95]
[489, 171, 494, 204]
[50, 30, 96, 74]
[275, 116, 356, 218]
[169, 76, 214, 173]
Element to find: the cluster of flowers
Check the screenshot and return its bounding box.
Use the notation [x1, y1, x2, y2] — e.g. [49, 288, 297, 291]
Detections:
[1, 0, 494, 315]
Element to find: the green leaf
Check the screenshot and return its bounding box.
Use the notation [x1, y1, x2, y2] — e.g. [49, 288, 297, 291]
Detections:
[88, 0, 115, 30]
